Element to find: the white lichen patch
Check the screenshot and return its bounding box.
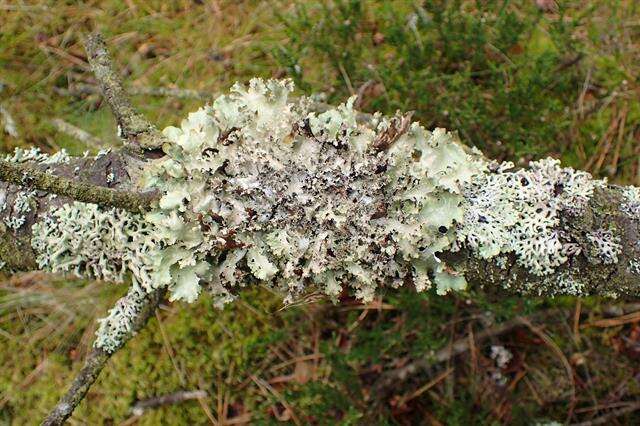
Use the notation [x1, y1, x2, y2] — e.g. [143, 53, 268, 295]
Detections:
[586, 229, 621, 265]
[458, 158, 603, 276]
[5, 146, 70, 164]
[621, 186, 640, 218]
[544, 271, 585, 296]
[4, 190, 36, 230]
[628, 259, 640, 275]
[31, 202, 159, 289]
[94, 284, 148, 352]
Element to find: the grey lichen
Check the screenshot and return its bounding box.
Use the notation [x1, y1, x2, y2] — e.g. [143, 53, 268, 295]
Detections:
[5, 146, 70, 164]
[457, 158, 603, 275]
[31, 202, 158, 288]
[4, 190, 36, 230]
[141, 78, 483, 305]
[621, 186, 640, 217]
[26, 78, 620, 351]
[586, 229, 621, 265]
[94, 284, 148, 352]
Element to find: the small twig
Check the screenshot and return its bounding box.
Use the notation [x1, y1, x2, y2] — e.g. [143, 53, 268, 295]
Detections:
[131, 390, 208, 416]
[0, 159, 158, 213]
[83, 33, 168, 149]
[49, 118, 107, 148]
[128, 85, 211, 101]
[41, 288, 166, 426]
[58, 83, 212, 101]
[570, 400, 640, 426]
[0, 104, 19, 138]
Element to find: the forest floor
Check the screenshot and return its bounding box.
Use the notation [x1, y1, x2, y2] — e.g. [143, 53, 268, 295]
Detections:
[1, 1, 640, 424]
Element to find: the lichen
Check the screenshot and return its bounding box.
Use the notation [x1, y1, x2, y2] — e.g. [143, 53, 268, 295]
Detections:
[31, 202, 159, 289]
[138, 78, 486, 306]
[4, 190, 36, 230]
[457, 158, 603, 276]
[5, 146, 70, 164]
[94, 284, 148, 352]
[586, 229, 621, 265]
[26, 78, 616, 351]
[621, 186, 640, 217]
[628, 259, 640, 275]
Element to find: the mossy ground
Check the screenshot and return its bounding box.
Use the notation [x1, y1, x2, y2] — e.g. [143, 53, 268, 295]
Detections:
[1, 1, 640, 424]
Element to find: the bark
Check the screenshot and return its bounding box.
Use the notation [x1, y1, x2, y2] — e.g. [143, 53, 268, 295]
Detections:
[0, 148, 150, 270]
[83, 33, 168, 149]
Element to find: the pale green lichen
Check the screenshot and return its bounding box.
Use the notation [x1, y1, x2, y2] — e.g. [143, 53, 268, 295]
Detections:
[140, 78, 483, 305]
[31, 202, 158, 289]
[457, 158, 603, 276]
[621, 186, 640, 217]
[4, 189, 36, 230]
[5, 146, 70, 164]
[94, 284, 148, 352]
[28, 78, 612, 351]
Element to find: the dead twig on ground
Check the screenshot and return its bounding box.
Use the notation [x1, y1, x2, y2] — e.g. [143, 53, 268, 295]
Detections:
[49, 118, 107, 148]
[131, 389, 208, 416]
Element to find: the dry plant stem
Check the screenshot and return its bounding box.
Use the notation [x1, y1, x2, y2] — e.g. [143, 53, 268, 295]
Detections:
[83, 33, 168, 149]
[571, 401, 640, 426]
[60, 83, 212, 101]
[49, 118, 106, 148]
[0, 159, 158, 213]
[41, 287, 166, 426]
[131, 390, 208, 415]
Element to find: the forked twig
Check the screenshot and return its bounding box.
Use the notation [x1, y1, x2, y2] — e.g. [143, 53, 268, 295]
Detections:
[83, 33, 168, 149]
[40, 31, 173, 424]
[42, 288, 166, 426]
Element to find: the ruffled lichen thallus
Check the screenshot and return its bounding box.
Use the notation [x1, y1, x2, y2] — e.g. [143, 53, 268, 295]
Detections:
[18, 78, 635, 352]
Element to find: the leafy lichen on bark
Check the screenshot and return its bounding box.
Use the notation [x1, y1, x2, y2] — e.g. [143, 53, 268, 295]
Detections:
[445, 185, 640, 298]
[3, 78, 640, 351]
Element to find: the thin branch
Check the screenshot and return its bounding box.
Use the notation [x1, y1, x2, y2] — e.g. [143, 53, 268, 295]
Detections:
[41, 287, 167, 426]
[49, 118, 107, 148]
[131, 390, 208, 416]
[82, 33, 168, 149]
[0, 159, 158, 213]
[57, 83, 213, 101]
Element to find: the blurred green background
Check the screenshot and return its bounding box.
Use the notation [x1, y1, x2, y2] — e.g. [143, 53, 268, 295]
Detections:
[1, 0, 640, 424]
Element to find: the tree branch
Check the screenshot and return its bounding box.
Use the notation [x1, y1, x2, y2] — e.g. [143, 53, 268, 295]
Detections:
[83, 33, 168, 149]
[41, 287, 166, 426]
[49, 118, 107, 148]
[0, 159, 158, 213]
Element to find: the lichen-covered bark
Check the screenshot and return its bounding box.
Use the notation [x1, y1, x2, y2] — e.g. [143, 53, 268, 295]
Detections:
[445, 185, 640, 298]
[2, 80, 640, 305]
[41, 287, 166, 426]
[0, 149, 150, 270]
